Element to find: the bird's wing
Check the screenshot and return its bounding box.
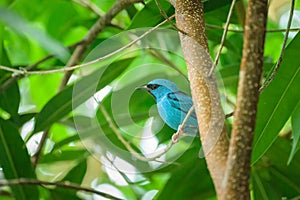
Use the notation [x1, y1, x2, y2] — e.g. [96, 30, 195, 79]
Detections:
[167, 91, 197, 120]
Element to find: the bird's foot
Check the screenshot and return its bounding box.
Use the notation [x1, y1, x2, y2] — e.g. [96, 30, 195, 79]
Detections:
[172, 133, 180, 143]
[172, 125, 185, 143]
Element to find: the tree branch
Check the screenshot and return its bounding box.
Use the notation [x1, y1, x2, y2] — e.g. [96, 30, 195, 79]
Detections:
[0, 41, 83, 94]
[174, 0, 229, 197]
[0, 178, 122, 200]
[31, 0, 143, 168]
[0, 16, 173, 76]
[31, 129, 50, 168]
[72, 0, 104, 16]
[206, 24, 300, 33]
[222, 0, 268, 199]
[95, 96, 194, 163]
[58, 0, 143, 90]
[259, 0, 295, 92]
[209, 0, 237, 76]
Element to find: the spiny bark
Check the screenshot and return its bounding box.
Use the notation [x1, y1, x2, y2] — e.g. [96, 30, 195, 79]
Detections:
[222, 0, 268, 199]
[174, 0, 229, 197]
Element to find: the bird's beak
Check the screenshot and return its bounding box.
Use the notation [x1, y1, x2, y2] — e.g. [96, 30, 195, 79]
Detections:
[135, 85, 149, 91]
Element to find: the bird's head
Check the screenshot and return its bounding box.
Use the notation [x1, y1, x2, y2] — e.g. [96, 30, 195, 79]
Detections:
[137, 79, 179, 101]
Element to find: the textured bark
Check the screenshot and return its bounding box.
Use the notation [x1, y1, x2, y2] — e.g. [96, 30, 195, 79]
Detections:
[222, 0, 268, 199]
[174, 0, 268, 199]
[174, 0, 229, 197]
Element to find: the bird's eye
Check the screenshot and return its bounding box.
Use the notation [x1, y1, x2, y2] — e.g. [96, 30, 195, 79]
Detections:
[147, 84, 160, 90]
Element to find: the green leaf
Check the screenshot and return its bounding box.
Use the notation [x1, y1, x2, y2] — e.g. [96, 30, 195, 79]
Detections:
[205, 2, 239, 26]
[52, 116, 99, 151]
[252, 138, 300, 198]
[219, 63, 239, 94]
[0, 119, 39, 200]
[128, 0, 232, 30]
[128, 0, 174, 29]
[43, 1, 77, 40]
[126, 4, 138, 19]
[252, 169, 281, 200]
[288, 102, 300, 164]
[51, 134, 80, 151]
[204, 0, 235, 13]
[0, 7, 69, 62]
[29, 73, 62, 110]
[156, 147, 215, 199]
[48, 189, 81, 200]
[252, 32, 300, 164]
[40, 150, 88, 164]
[49, 160, 87, 200]
[62, 159, 87, 183]
[10, 113, 36, 128]
[0, 38, 11, 74]
[0, 82, 20, 118]
[33, 58, 135, 133]
[0, 0, 14, 7]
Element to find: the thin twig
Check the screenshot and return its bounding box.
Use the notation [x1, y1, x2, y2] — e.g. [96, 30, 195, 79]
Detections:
[146, 104, 194, 160]
[0, 16, 174, 76]
[97, 101, 148, 162]
[154, 0, 186, 35]
[0, 178, 122, 200]
[29, 2, 162, 169]
[1, 24, 299, 78]
[72, 0, 104, 16]
[72, 0, 124, 29]
[206, 24, 300, 33]
[103, 154, 136, 184]
[28, 0, 144, 170]
[58, 0, 144, 90]
[1, 27, 299, 78]
[205, 24, 244, 32]
[0, 41, 83, 94]
[96, 97, 163, 162]
[31, 129, 50, 168]
[225, 111, 234, 118]
[266, 27, 299, 33]
[147, 48, 188, 80]
[27, 43, 82, 168]
[171, 105, 195, 143]
[208, 0, 237, 76]
[94, 96, 195, 162]
[259, 0, 295, 92]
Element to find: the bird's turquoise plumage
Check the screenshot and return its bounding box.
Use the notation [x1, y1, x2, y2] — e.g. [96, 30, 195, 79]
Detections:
[139, 79, 198, 136]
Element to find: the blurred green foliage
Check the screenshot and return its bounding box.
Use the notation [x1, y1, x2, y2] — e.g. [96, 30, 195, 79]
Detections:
[0, 0, 300, 199]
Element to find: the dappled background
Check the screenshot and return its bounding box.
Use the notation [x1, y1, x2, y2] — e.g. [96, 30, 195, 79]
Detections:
[0, 0, 300, 199]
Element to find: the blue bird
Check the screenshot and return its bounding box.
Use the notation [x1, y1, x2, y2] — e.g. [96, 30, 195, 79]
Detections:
[137, 79, 198, 136]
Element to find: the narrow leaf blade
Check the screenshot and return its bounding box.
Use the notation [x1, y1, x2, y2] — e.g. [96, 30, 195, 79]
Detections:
[0, 7, 69, 62]
[252, 32, 300, 163]
[0, 82, 20, 118]
[288, 102, 300, 164]
[34, 58, 134, 133]
[49, 160, 87, 199]
[0, 119, 39, 200]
